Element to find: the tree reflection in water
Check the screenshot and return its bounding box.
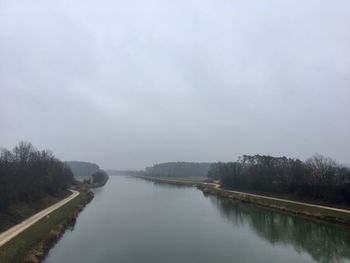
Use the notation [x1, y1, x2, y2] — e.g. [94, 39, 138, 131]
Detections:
[209, 196, 350, 263]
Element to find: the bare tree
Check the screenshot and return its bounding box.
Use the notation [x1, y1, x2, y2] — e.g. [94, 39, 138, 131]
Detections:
[306, 154, 337, 185]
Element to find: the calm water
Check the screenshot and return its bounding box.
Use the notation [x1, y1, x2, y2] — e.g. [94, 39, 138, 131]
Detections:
[45, 176, 350, 263]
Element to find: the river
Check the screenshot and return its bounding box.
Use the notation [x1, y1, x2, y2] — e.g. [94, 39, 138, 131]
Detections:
[45, 176, 350, 263]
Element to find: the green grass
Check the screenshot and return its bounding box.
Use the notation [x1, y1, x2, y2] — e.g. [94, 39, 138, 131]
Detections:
[0, 192, 70, 233]
[0, 192, 88, 263]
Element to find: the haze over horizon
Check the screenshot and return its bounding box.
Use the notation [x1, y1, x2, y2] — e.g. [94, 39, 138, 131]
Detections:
[1, 0, 350, 169]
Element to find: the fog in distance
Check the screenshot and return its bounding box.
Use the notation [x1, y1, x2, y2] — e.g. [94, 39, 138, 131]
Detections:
[1, 0, 349, 169]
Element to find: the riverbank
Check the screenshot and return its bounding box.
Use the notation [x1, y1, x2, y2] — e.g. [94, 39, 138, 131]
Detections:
[139, 176, 350, 226]
[0, 190, 94, 263]
[137, 176, 203, 186]
[0, 191, 71, 233]
[90, 176, 109, 188]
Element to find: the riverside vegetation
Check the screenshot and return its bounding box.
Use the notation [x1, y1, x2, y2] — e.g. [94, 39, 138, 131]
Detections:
[0, 142, 75, 214]
[0, 190, 94, 263]
[0, 142, 99, 262]
[142, 155, 350, 225]
[208, 154, 350, 207]
[65, 161, 109, 188]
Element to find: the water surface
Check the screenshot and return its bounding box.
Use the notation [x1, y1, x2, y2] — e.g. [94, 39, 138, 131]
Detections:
[45, 176, 350, 263]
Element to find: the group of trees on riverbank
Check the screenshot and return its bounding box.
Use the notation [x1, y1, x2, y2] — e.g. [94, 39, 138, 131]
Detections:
[64, 161, 99, 178]
[0, 142, 75, 211]
[91, 170, 109, 185]
[145, 162, 211, 177]
[208, 154, 350, 205]
[64, 161, 109, 186]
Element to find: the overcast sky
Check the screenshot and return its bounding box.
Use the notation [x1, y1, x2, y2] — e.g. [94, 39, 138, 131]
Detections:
[1, 0, 349, 169]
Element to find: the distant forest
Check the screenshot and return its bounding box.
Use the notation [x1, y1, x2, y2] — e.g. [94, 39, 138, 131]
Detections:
[209, 155, 350, 205]
[65, 161, 99, 178]
[107, 170, 145, 176]
[65, 161, 109, 185]
[145, 162, 211, 177]
[0, 142, 75, 211]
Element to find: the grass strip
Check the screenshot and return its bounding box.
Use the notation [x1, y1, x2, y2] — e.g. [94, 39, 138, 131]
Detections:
[0, 192, 88, 263]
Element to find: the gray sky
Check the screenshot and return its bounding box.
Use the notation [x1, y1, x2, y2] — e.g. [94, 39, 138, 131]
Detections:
[1, 0, 350, 169]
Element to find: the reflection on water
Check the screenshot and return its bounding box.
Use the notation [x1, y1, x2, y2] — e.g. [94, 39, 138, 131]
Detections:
[209, 196, 350, 263]
[133, 177, 193, 189]
[45, 177, 350, 263]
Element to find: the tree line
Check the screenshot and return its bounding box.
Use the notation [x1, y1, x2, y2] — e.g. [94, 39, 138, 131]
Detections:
[0, 142, 75, 211]
[64, 161, 109, 186]
[91, 170, 109, 184]
[145, 162, 211, 177]
[64, 161, 99, 178]
[208, 154, 350, 205]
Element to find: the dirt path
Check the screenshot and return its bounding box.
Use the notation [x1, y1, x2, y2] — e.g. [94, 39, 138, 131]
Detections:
[0, 190, 79, 247]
